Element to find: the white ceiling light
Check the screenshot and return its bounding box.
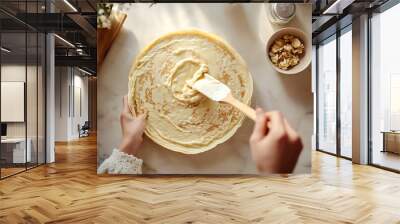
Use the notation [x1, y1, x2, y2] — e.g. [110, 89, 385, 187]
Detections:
[54, 34, 75, 48]
[323, 0, 355, 15]
[78, 67, 93, 76]
[76, 49, 86, 55]
[63, 0, 78, 12]
[1, 47, 11, 53]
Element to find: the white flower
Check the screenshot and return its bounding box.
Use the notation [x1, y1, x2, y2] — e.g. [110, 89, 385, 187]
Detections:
[97, 4, 114, 29]
[99, 15, 106, 22]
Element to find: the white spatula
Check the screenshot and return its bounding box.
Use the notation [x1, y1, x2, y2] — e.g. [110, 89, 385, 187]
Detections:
[192, 74, 256, 121]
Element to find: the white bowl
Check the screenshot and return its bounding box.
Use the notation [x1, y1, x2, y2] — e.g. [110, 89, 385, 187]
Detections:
[266, 27, 311, 75]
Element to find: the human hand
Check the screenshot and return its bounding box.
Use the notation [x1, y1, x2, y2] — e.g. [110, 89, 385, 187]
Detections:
[249, 108, 303, 173]
[119, 95, 146, 156]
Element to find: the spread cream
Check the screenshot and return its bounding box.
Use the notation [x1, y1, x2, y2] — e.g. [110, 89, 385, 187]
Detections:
[128, 30, 253, 154]
[192, 74, 231, 102]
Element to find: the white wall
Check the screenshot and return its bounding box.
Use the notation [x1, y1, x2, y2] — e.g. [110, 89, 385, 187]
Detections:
[1, 66, 26, 142]
[55, 67, 69, 141]
[1, 65, 39, 137]
[1, 64, 46, 164]
[72, 73, 89, 138]
[54, 67, 89, 141]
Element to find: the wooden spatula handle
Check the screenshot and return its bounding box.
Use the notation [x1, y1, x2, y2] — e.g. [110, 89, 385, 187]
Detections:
[223, 94, 256, 121]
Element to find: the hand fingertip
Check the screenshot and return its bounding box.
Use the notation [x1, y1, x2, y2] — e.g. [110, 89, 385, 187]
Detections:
[256, 107, 263, 115]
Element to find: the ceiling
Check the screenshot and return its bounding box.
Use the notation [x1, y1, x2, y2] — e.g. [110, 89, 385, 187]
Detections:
[1, 0, 397, 74]
[0, 0, 96, 75]
[1, 32, 45, 64]
[312, 0, 391, 43]
[0, 0, 95, 14]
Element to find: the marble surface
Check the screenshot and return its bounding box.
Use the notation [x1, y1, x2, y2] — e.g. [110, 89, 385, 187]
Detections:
[98, 3, 313, 174]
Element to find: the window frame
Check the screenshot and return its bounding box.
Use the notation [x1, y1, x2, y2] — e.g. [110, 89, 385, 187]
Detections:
[367, 0, 400, 173]
[315, 24, 353, 161]
[0, 0, 48, 180]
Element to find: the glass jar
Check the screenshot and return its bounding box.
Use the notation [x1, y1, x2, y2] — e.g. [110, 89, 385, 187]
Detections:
[266, 3, 296, 25]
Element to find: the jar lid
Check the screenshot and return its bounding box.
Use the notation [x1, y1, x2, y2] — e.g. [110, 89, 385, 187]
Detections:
[272, 3, 296, 20]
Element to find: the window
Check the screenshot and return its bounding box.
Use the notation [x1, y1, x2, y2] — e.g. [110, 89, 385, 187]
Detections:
[316, 26, 353, 159]
[390, 74, 400, 130]
[317, 36, 337, 154]
[339, 28, 352, 158]
[370, 2, 400, 171]
[0, 1, 47, 179]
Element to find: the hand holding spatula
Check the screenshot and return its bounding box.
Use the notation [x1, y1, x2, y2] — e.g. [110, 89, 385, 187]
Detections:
[192, 74, 256, 121]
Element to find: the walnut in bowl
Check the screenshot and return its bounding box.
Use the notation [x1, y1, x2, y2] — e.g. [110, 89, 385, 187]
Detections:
[266, 27, 311, 75]
[269, 35, 304, 70]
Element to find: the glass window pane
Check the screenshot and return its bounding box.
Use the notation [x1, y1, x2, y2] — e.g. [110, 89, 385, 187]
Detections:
[318, 37, 337, 154]
[371, 3, 400, 171]
[340, 29, 352, 158]
[26, 0, 40, 169]
[27, 32, 38, 169]
[1, 31, 27, 177]
[0, 1, 46, 179]
[38, 33, 45, 165]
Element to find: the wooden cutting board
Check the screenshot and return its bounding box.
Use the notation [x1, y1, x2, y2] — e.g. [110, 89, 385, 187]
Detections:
[97, 13, 127, 66]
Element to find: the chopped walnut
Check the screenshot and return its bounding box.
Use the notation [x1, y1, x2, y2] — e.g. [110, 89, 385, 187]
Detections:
[269, 34, 305, 70]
